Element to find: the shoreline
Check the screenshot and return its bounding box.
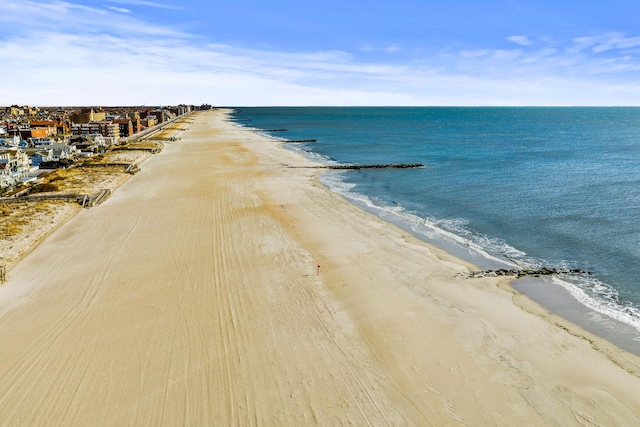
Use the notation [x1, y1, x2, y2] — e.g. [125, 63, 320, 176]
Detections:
[233, 110, 640, 418]
[339, 180, 640, 358]
[1, 109, 640, 424]
[251, 110, 640, 360]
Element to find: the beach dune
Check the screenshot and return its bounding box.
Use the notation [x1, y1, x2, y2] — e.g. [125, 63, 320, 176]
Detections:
[1, 110, 640, 425]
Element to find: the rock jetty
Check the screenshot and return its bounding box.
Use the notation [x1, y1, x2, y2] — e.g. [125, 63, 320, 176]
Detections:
[295, 163, 424, 170]
[460, 267, 593, 279]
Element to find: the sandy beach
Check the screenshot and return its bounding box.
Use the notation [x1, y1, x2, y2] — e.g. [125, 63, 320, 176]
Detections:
[1, 109, 640, 425]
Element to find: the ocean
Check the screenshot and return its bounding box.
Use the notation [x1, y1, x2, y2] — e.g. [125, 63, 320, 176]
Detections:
[231, 107, 640, 351]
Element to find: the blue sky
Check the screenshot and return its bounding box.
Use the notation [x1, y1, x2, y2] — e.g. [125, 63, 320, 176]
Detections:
[2, 0, 640, 105]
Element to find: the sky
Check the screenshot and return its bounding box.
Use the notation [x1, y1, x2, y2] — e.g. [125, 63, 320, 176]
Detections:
[2, 0, 640, 106]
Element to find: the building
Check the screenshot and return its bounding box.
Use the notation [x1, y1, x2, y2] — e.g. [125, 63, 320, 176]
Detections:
[19, 128, 50, 139]
[70, 108, 107, 124]
[9, 106, 25, 117]
[141, 117, 156, 128]
[153, 109, 171, 123]
[71, 122, 120, 140]
[45, 143, 77, 161]
[24, 148, 54, 166]
[0, 149, 30, 188]
[113, 119, 133, 138]
[177, 105, 192, 115]
[0, 135, 19, 147]
[132, 118, 141, 134]
[30, 121, 59, 134]
[20, 121, 58, 140]
[30, 119, 70, 135]
[70, 134, 106, 154]
[2, 123, 19, 137]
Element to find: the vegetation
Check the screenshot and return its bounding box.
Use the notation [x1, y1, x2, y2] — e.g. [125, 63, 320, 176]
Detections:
[30, 183, 60, 193]
[0, 201, 65, 241]
[114, 141, 163, 151]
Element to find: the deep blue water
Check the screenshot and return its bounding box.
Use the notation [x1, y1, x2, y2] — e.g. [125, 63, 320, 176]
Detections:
[232, 107, 640, 333]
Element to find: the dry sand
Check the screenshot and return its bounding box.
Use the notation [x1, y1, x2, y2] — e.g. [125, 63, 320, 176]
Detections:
[0, 148, 153, 273]
[1, 109, 640, 425]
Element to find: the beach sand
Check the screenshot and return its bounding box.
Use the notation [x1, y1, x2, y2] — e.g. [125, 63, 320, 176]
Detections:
[1, 109, 640, 425]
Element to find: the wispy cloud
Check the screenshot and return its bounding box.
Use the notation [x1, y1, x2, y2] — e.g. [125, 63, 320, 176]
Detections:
[107, 0, 186, 11]
[567, 33, 640, 55]
[591, 33, 640, 53]
[507, 35, 533, 46]
[360, 44, 402, 53]
[0, 0, 186, 37]
[2, 1, 640, 105]
[458, 50, 490, 59]
[454, 33, 640, 79]
[108, 6, 131, 14]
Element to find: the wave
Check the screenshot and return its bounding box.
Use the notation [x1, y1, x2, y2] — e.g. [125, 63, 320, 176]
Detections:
[320, 170, 520, 266]
[320, 170, 640, 334]
[551, 275, 640, 332]
[236, 111, 640, 336]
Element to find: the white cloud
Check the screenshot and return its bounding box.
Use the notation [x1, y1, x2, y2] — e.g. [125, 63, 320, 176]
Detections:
[537, 48, 558, 57]
[0, 0, 186, 37]
[566, 36, 597, 54]
[107, 0, 185, 11]
[459, 50, 489, 58]
[592, 34, 640, 53]
[567, 33, 640, 55]
[3, 29, 640, 107]
[492, 49, 522, 60]
[108, 6, 131, 13]
[506, 35, 533, 46]
[360, 44, 401, 53]
[2, 1, 640, 105]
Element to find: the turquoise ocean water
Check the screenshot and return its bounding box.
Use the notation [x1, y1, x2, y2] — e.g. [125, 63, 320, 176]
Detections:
[232, 107, 640, 346]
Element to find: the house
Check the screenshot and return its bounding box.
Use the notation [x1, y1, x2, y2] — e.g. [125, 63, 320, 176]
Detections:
[69, 135, 104, 156]
[0, 135, 20, 147]
[24, 148, 54, 166]
[0, 164, 13, 188]
[0, 149, 30, 188]
[45, 143, 77, 161]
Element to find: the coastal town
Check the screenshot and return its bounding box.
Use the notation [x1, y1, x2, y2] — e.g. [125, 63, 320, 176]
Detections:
[0, 104, 211, 191]
[0, 104, 212, 280]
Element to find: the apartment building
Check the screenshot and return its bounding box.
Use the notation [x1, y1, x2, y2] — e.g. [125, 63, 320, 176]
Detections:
[71, 122, 120, 140]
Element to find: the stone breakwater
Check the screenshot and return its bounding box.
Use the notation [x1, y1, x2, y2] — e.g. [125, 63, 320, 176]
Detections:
[459, 267, 594, 279]
[292, 163, 424, 170]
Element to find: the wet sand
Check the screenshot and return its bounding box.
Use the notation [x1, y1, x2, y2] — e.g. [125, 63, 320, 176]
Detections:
[1, 109, 640, 425]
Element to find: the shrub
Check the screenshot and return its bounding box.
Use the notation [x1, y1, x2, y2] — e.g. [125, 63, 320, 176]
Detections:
[31, 183, 59, 193]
